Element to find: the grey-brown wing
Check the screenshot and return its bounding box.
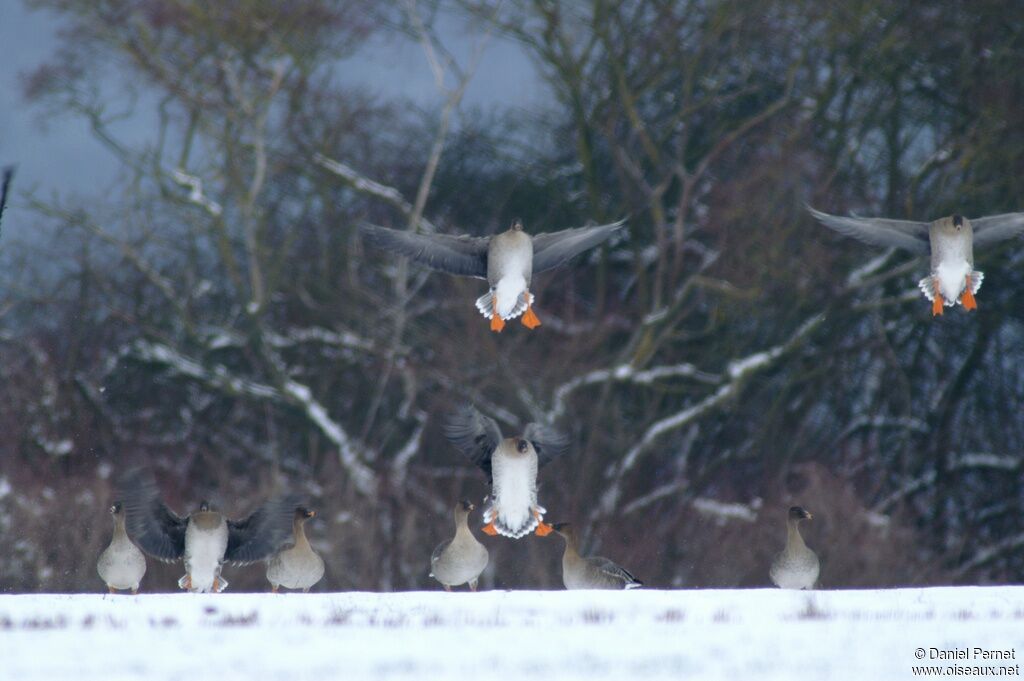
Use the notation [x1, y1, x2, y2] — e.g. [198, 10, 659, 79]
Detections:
[443, 404, 502, 485]
[430, 538, 452, 566]
[359, 223, 489, 278]
[592, 557, 642, 586]
[972, 213, 1024, 247]
[806, 206, 929, 254]
[523, 422, 570, 468]
[118, 469, 187, 563]
[531, 220, 627, 273]
[225, 495, 301, 565]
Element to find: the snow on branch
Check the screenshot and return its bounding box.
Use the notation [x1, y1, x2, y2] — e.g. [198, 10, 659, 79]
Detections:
[691, 496, 761, 524]
[280, 380, 375, 493]
[598, 313, 825, 515]
[132, 341, 278, 399]
[550, 362, 721, 423]
[171, 168, 223, 217]
[955, 532, 1024, 576]
[834, 416, 929, 442]
[203, 326, 381, 355]
[873, 453, 1022, 512]
[130, 340, 376, 495]
[313, 153, 437, 233]
[619, 483, 762, 524]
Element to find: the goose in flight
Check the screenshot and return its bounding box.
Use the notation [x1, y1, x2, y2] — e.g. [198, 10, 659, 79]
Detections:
[359, 219, 626, 331]
[808, 207, 1024, 315]
[119, 470, 298, 593]
[443, 404, 570, 538]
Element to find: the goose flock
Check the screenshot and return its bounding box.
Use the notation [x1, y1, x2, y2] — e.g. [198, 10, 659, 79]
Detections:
[97, 206, 1024, 593]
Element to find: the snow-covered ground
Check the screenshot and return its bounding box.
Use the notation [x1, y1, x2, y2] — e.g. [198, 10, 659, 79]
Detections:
[1, 588, 1022, 680]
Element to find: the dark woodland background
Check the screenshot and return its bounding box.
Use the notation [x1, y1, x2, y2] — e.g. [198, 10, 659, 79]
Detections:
[1, 0, 1023, 593]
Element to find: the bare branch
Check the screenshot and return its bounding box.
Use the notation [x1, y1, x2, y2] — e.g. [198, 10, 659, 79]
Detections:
[129, 340, 377, 495]
[598, 313, 825, 515]
[312, 153, 438, 233]
[549, 361, 721, 423]
[171, 168, 223, 217]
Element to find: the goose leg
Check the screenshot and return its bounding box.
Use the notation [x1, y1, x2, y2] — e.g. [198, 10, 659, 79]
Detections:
[533, 508, 554, 536]
[961, 274, 977, 310]
[490, 294, 505, 332]
[932, 279, 944, 316]
[521, 292, 541, 329]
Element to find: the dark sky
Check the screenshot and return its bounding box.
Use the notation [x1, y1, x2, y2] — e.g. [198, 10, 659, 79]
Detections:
[0, 3, 552, 243]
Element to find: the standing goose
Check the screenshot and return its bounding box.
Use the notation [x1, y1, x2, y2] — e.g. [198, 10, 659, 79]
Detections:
[359, 218, 626, 331]
[769, 506, 820, 590]
[96, 502, 147, 594]
[119, 471, 298, 593]
[551, 522, 642, 590]
[808, 207, 1024, 315]
[266, 506, 325, 593]
[429, 500, 489, 592]
[443, 404, 570, 539]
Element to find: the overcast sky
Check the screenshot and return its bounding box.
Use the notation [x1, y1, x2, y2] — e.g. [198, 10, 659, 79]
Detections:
[0, 3, 552, 242]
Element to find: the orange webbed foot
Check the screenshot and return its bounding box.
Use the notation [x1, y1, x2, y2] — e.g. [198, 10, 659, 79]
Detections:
[931, 280, 944, 317]
[534, 521, 554, 537]
[490, 294, 505, 332]
[521, 304, 541, 329]
[481, 521, 499, 536]
[961, 275, 977, 311]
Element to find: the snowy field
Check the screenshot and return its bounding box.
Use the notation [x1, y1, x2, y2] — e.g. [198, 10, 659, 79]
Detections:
[1, 588, 1022, 680]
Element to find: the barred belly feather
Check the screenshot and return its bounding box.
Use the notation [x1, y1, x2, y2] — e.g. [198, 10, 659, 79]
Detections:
[487, 451, 541, 539]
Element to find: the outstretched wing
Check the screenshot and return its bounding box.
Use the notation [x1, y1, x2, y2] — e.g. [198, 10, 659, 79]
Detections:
[118, 468, 187, 563]
[359, 223, 489, 278]
[806, 206, 929, 254]
[531, 219, 627, 273]
[224, 495, 301, 565]
[443, 404, 502, 485]
[972, 213, 1024, 247]
[523, 422, 570, 468]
